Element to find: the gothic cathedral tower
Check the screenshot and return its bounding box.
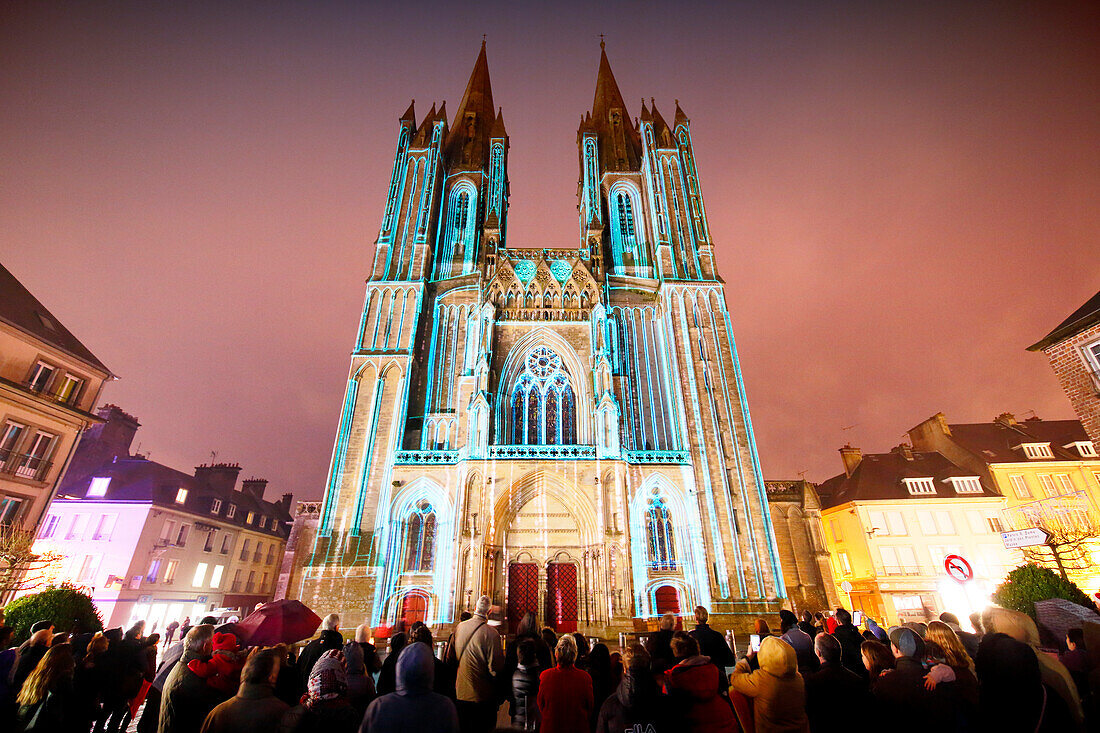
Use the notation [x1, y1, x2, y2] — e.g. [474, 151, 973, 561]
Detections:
[297, 43, 785, 634]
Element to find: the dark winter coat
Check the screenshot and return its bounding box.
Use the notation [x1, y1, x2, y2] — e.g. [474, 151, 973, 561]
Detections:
[665, 656, 737, 733]
[597, 667, 674, 733]
[870, 657, 950, 733]
[689, 623, 736, 671]
[511, 662, 540, 730]
[804, 661, 866, 733]
[645, 629, 676, 675]
[342, 641, 375, 715]
[297, 630, 344, 687]
[158, 650, 229, 733]
[15, 677, 88, 733]
[829, 624, 867, 680]
[199, 682, 289, 733]
[781, 626, 820, 676]
[279, 699, 361, 733]
[538, 663, 593, 733]
[358, 643, 459, 733]
[153, 641, 186, 692]
[11, 642, 48, 695]
[797, 621, 818, 638]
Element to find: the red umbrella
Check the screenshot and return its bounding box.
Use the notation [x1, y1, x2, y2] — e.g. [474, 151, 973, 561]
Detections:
[234, 599, 322, 646]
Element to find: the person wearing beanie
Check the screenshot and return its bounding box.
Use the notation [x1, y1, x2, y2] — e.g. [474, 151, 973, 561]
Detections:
[729, 635, 807, 733]
[280, 649, 360, 733]
[869, 627, 949, 732]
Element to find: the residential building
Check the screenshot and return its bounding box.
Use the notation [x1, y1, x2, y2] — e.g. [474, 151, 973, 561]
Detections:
[765, 480, 840, 613]
[32, 405, 292, 629]
[1028, 290, 1100, 443]
[817, 444, 1019, 626]
[0, 262, 111, 539]
[909, 412, 1100, 595]
[299, 42, 785, 634]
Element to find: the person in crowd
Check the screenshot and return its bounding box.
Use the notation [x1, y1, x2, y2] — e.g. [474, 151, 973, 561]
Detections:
[97, 624, 147, 733]
[983, 605, 1084, 729]
[573, 633, 591, 671]
[411, 625, 455, 699]
[1059, 627, 1091, 698]
[159, 624, 228, 733]
[68, 619, 93, 663]
[140, 616, 216, 733]
[166, 620, 180, 647]
[359, 641, 459, 733]
[538, 634, 592, 733]
[731, 635, 807, 733]
[540, 627, 558, 665]
[975, 632, 1054, 732]
[869, 627, 948, 732]
[665, 633, 737, 733]
[779, 609, 818, 676]
[822, 614, 837, 635]
[179, 617, 192, 639]
[298, 614, 343, 687]
[688, 606, 735, 675]
[501, 612, 551, 716]
[859, 640, 894, 681]
[797, 611, 818, 639]
[588, 642, 614, 726]
[342, 637, 375, 715]
[376, 632, 406, 696]
[923, 621, 977, 701]
[447, 595, 503, 733]
[938, 612, 979, 658]
[14, 642, 87, 733]
[12, 626, 53, 695]
[753, 618, 771, 638]
[597, 644, 671, 733]
[510, 639, 540, 731]
[0, 626, 19, 713]
[646, 613, 678, 675]
[804, 633, 865, 733]
[271, 644, 303, 707]
[187, 631, 244, 695]
[73, 631, 109, 731]
[280, 649, 360, 733]
[200, 648, 289, 733]
[828, 608, 866, 680]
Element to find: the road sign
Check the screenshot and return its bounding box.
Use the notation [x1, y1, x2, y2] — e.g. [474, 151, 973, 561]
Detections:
[944, 554, 973, 582]
[840, 580, 853, 593]
[1000, 527, 1051, 550]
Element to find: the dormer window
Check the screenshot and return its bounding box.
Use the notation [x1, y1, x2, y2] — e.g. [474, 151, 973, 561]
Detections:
[88, 477, 111, 498]
[211, 498, 222, 514]
[1019, 443, 1054, 459]
[903, 477, 936, 496]
[1065, 441, 1097, 458]
[246, 511, 255, 525]
[227, 503, 237, 519]
[946, 476, 983, 494]
[175, 488, 188, 504]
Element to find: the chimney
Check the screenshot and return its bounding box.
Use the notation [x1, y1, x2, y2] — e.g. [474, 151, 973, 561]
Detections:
[839, 445, 862, 477]
[893, 444, 914, 461]
[279, 492, 293, 513]
[933, 412, 951, 436]
[194, 463, 242, 493]
[92, 404, 141, 458]
[241, 478, 268, 499]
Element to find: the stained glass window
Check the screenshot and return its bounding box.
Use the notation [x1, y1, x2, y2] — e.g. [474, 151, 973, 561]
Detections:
[509, 347, 577, 446]
[646, 498, 677, 570]
[403, 502, 436, 573]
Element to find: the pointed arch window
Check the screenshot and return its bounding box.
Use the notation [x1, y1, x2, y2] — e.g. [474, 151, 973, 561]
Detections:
[509, 346, 577, 445]
[609, 187, 643, 272]
[646, 497, 677, 570]
[403, 501, 436, 573]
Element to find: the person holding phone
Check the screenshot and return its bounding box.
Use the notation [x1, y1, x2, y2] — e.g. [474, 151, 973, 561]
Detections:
[729, 636, 809, 733]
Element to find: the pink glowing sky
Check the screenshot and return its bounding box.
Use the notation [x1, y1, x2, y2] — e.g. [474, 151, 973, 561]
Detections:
[2, 2, 1098, 499]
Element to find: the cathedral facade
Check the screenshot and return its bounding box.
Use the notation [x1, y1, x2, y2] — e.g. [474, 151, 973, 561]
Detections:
[296, 43, 786, 635]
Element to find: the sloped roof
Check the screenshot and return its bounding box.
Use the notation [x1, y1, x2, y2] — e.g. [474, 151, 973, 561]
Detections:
[1028, 290, 1100, 351]
[0, 262, 111, 374]
[817, 448, 1000, 510]
[944, 418, 1091, 463]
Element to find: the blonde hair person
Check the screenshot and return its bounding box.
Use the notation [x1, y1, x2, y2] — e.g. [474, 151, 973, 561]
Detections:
[16, 643, 74, 707]
[87, 631, 109, 656]
[554, 632, 578, 666]
[925, 620, 973, 671]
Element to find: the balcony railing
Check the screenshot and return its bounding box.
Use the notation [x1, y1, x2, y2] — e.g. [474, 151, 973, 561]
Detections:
[0, 449, 52, 482]
[20, 379, 80, 407]
[393, 450, 461, 465]
[880, 565, 924, 577]
[488, 444, 597, 460]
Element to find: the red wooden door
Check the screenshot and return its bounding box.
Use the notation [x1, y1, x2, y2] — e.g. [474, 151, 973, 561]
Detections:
[401, 592, 427, 626]
[655, 585, 680, 615]
[507, 563, 539, 634]
[545, 563, 578, 633]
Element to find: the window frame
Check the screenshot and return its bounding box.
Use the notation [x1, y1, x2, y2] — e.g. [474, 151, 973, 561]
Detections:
[903, 477, 937, 496]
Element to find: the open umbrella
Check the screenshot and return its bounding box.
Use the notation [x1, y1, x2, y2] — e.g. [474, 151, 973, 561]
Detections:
[234, 599, 322, 646]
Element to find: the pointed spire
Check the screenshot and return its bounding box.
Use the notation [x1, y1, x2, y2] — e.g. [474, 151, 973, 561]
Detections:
[445, 41, 496, 167]
[436, 100, 448, 123]
[490, 107, 507, 138]
[588, 41, 640, 171]
[640, 97, 652, 123]
[674, 99, 688, 128]
[650, 97, 671, 141]
[592, 43, 630, 128]
[400, 99, 416, 126]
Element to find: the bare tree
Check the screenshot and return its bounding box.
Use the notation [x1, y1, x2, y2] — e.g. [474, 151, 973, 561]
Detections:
[0, 524, 63, 600]
[1019, 511, 1100, 582]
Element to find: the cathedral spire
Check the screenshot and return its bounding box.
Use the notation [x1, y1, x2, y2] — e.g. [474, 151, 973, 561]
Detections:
[587, 41, 640, 172]
[445, 40, 496, 169]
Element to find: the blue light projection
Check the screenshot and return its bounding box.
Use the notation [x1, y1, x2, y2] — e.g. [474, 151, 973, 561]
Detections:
[513, 260, 536, 284]
[549, 260, 573, 283]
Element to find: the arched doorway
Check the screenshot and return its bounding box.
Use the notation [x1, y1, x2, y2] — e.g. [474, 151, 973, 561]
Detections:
[545, 563, 578, 633]
[401, 591, 428, 627]
[655, 585, 681, 615]
[507, 562, 539, 634]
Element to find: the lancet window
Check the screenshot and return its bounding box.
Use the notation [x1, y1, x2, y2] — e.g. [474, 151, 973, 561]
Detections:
[646, 497, 677, 570]
[509, 346, 577, 445]
[403, 501, 436, 573]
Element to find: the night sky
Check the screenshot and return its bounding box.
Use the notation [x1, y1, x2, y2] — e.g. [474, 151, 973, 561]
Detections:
[3, 2, 1098, 499]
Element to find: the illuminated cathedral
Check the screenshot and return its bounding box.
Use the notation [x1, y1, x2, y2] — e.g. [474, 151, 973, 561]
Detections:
[297, 42, 786, 634]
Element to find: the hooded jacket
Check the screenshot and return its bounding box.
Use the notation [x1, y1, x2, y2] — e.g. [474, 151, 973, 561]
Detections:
[729, 636, 809, 733]
[984, 606, 1084, 728]
[665, 655, 738, 733]
[359, 642, 459, 733]
[597, 666, 673, 733]
[343, 641, 375, 715]
[297, 630, 344, 687]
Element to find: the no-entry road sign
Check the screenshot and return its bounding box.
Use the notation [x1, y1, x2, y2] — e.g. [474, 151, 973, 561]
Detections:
[944, 554, 973, 582]
[1000, 527, 1051, 550]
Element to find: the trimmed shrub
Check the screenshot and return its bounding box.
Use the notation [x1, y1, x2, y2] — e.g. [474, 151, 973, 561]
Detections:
[992, 563, 1097, 618]
[2, 584, 103, 640]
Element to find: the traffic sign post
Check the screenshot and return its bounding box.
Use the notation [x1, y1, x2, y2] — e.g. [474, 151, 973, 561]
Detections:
[944, 554, 973, 583]
[1000, 527, 1051, 550]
